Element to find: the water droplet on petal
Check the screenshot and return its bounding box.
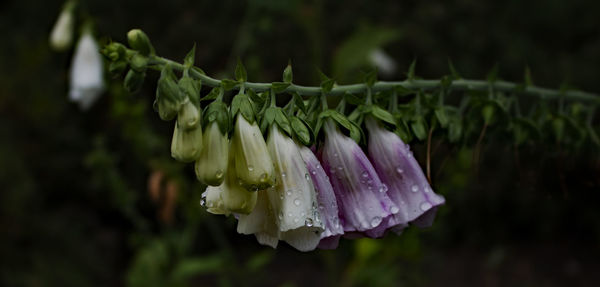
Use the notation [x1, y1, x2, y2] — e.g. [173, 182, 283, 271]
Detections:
[215, 170, 224, 179]
[316, 164, 321, 169]
[411, 185, 419, 192]
[293, 218, 299, 223]
[420, 202, 432, 211]
[305, 173, 310, 181]
[293, 198, 301, 206]
[311, 170, 317, 175]
[424, 186, 432, 193]
[396, 167, 404, 174]
[391, 206, 399, 214]
[278, 212, 283, 220]
[319, 204, 324, 210]
[379, 184, 388, 193]
[247, 165, 254, 171]
[337, 166, 343, 171]
[286, 190, 292, 196]
[200, 199, 205, 206]
[287, 212, 293, 217]
[281, 172, 286, 177]
[305, 218, 314, 227]
[370, 216, 382, 228]
[361, 171, 369, 178]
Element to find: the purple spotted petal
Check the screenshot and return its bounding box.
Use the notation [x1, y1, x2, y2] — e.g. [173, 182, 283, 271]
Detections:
[298, 144, 344, 249]
[319, 120, 399, 235]
[365, 117, 445, 228]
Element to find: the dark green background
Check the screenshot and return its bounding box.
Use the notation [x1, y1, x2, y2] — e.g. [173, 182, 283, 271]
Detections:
[1, 0, 599, 286]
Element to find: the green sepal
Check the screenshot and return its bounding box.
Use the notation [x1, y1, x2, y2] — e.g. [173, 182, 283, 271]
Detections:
[292, 93, 306, 114]
[201, 87, 223, 101]
[290, 116, 314, 146]
[395, 85, 416, 97]
[410, 117, 428, 141]
[271, 82, 290, 93]
[156, 65, 185, 121]
[127, 29, 155, 56]
[435, 107, 449, 128]
[394, 119, 413, 143]
[318, 69, 335, 93]
[203, 101, 230, 135]
[407, 59, 417, 80]
[235, 58, 247, 82]
[124, 69, 145, 94]
[318, 110, 362, 143]
[260, 107, 291, 136]
[363, 69, 377, 87]
[283, 62, 293, 83]
[231, 93, 255, 123]
[183, 44, 196, 69]
[178, 76, 201, 105]
[109, 61, 127, 76]
[101, 42, 127, 62]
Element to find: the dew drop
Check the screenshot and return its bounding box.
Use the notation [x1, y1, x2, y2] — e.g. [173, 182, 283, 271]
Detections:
[305, 173, 310, 181]
[370, 216, 382, 228]
[293, 218, 299, 223]
[396, 167, 404, 174]
[361, 171, 369, 178]
[287, 212, 293, 217]
[319, 204, 325, 210]
[281, 172, 286, 177]
[215, 170, 224, 179]
[305, 218, 314, 227]
[333, 217, 340, 228]
[337, 166, 343, 171]
[420, 202, 432, 211]
[278, 212, 283, 220]
[293, 198, 301, 206]
[279, 194, 284, 200]
[379, 184, 388, 193]
[411, 185, 419, 192]
[424, 186, 432, 193]
[316, 164, 321, 169]
[311, 170, 317, 175]
[286, 190, 292, 196]
[391, 206, 399, 214]
[247, 165, 254, 171]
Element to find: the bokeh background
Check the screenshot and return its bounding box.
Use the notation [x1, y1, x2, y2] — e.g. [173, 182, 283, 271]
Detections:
[1, 0, 599, 286]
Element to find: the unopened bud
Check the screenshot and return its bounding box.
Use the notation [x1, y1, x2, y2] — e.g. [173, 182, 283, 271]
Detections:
[127, 29, 154, 56]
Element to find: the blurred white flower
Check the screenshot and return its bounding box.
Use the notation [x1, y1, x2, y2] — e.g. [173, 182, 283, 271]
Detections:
[49, 1, 75, 51]
[368, 48, 397, 77]
[69, 31, 105, 110]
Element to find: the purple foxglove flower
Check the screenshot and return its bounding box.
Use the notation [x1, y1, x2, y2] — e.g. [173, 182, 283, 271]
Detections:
[365, 117, 445, 228]
[237, 190, 279, 248]
[266, 125, 324, 252]
[298, 144, 344, 249]
[320, 120, 399, 236]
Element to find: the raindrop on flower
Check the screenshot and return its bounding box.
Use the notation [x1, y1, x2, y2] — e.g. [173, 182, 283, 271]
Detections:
[319, 204, 324, 210]
[361, 171, 369, 178]
[200, 199, 205, 206]
[305, 218, 314, 227]
[305, 173, 310, 181]
[293, 198, 301, 206]
[396, 167, 404, 174]
[420, 202, 432, 211]
[293, 218, 299, 223]
[311, 170, 316, 175]
[281, 172, 286, 177]
[424, 186, 432, 193]
[247, 165, 254, 171]
[337, 166, 343, 171]
[316, 164, 321, 169]
[278, 212, 283, 220]
[215, 170, 224, 179]
[411, 185, 419, 192]
[379, 184, 388, 193]
[390, 206, 399, 214]
[370, 216, 382, 228]
[286, 190, 292, 196]
[287, 212, 293, 217]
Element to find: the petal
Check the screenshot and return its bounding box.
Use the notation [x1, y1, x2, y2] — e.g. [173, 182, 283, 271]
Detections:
[232, 114, 275, 190]
[171, 121, 203, 163]
[237, 190, 279, 248]
[298, 145, 344, 241]
[220, 143, 257, 214]
[320, 120, 399, 234]
[202, 185, 229, 215]
[195, 122, 228, 186]
[266, 126, 323, 251]
[365, 117, 445, 227]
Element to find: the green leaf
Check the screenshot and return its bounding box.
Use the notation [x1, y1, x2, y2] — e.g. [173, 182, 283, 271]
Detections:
[435, 107, 449, 128]
[178, 76, 201, 104]
[487, 63, 499, 83]
[448, 59, 461, 79]
[448, 117, 463, 143]
[201, 87, 222, 101]
[271, 82, 290, 93]
[395, 85, 415, 97]
[482, 104, 495, 124]
[235, 58, 247, 82]
[183, 43, 196, 68]
[124, 69, 145, 94]
[231, 93, 254, 122]
[395, 120, 413, 143]
[274, 109, 292, 135]
[221, 79, 238, 91]
[261, 107, 278, 133]
[551, 117, 565, 142]
[318, 69, 335, 93]
[407, 59, 417, 80]
[411, 118, 427, 141]
[587, 124, 600, 146]
[170, 256, 224, 281]
[363, 69, 377, 87]
[293, 93, 306, 113]
[283, 62, 293, 83]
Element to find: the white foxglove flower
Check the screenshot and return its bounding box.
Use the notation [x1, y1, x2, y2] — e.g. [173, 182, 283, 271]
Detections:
[195, 122, 229, 186]
[266, 125, 324, 252]
[69, 31, 105, 110]
[49, 1, 75, 51]
[231, 114, 275, 191]
[368, 48, 397, 77]
[237, 190, 279, 248]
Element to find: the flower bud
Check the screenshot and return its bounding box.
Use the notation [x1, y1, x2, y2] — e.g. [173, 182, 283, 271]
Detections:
[69, 31, 105, 110]
[124, 69, 145, 93]
[127, 29, 154, 56]
[195, 121, 229, 186]
[156, 66, 184, 121]
[171, 121, 203, 163]
[231, 114, 275, 191]
[129, 53, 148, 73]
[178, 99, 201, 130]
[221, 142, 257, 214]
[49, 1, 75, 51]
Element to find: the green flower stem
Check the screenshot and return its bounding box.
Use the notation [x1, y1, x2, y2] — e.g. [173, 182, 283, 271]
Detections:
[149, 55, 599, 103]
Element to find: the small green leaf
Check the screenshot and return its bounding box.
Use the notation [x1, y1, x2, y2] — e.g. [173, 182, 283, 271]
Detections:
[124, 69, 145, 93]
[290, 116, 312, 145]
[293, 93, 306, 113]
[395, 120, 413, 143]
[274, 109, 292, 135]
[363, 69, 377, 87]
[318, 69, 335, 93]
[551, 117, 565, 142]
[482, 104, 495, 124]
[283, 62, 293, 83]
[109, 61, 127, 76]
[184, 43, 196, 68]
[221, 79, 238, 91]
[487, 63, 499, 83]
[201, 87, 222, 101]
[448, 59, 461, 79]
[271, 82, 290, 93]
[407, 59, 417, 80]
[435, 107, 449, 128]
[587, 124, 600, 146]
[411, 118, 427, 141]
[235, 58, 247, 82]
[448, 117, 463, 143]
[371, 105, 396, 126]
[395, 85, 415, 97]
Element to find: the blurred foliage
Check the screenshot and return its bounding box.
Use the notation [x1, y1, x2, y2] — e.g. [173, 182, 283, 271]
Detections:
[1, 0, 599, 287]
